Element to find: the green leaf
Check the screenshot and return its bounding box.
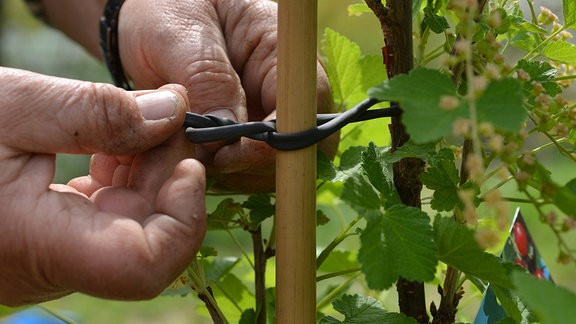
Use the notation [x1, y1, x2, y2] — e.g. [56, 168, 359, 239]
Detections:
[542, 41, 576, 64]
[362, 144, 401, 207]
[347, 3, 371, 16]
[208, 198, 243, 230]
[239, 308, 257, 324]
[510, 29, 542, 52]
[199, 245, 218, 258]
[532, 162, 576, 216]
[359, 55, 388, 102]
[422, 155, 460, 212]
[204, 257, 241, 284]
[317, 209, 331, 226]
[434, 217, 514, 289]
[492, 9, 511, 35]
[322, 28, 362, 107]
[369, 68, 455, 103]
[377, 141, 439, 165]
[332, 146, 365, 183]
[358, 215, 397, 289]
[477, 78, 526, 133]
[318, 150, 338, 182]
[516, 59, 562, 97]
[340, 146, 365, 170]
[517, 59, 557, 82]
[320, 294, 418, 324]
[322, 29, 387, 109]
[369, 68, 467, 143]
[359, 205, 437, 290]
[564, 0, 576, 27]
[513, 272, 576, 323]
[361, 143, 387, 193]
[569, 128, 576, 145]
[491, 285, 523, 323]
[566, 178, 576, 194]
[341, 174, 382, 219]
[423, 8, 450, 34]
[242, 194, 275, 227]
[552, 183, 576, 217]
[215, 273, 254, 311]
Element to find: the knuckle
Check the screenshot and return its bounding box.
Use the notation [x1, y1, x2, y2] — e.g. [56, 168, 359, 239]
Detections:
[63, 82, 140, 153]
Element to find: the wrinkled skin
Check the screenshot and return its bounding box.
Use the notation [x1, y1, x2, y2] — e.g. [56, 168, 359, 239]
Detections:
[119, 0, 337, 192]
[0, 0, 335, 306]
[0, 71, 206, 306]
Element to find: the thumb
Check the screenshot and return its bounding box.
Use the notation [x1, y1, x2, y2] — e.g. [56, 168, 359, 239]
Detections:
[0, 68, 189, 155]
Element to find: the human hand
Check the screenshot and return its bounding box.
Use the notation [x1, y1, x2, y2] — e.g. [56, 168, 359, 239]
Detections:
[118, 0, 337, 192]
[0, 68, 206, 306]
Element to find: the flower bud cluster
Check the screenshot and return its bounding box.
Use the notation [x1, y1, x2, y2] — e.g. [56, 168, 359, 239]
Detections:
[457, 188, 478, 225]
[436, 1, 576, 267]
[537, 6, 558, 26]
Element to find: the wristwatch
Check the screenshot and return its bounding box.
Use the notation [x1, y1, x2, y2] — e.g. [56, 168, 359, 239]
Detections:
[99, 0, 133, 90]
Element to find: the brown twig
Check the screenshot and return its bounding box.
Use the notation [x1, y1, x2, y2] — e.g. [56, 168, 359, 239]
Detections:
[365, 1, 429, 323]
[198, 287, 225, 324]
[251, 226, 267, 324]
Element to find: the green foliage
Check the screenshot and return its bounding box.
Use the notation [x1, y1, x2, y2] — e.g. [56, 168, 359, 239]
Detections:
[563, 0, 576, 27]
[321, 28, 387, 110]
[516, 59, 562, 97]
[542, 41, 576, 64]
[321, 29, 391, 152]
[421, 149, 460, 212]
[359, 205, 437, 290]
[369, 68, 525, 143]
[513, 272, 576, 323]
[158, 2, 576, 323]
[434, 217, 514, 289]
[320, 294, 417, 324]
[369, 68, 464, 143]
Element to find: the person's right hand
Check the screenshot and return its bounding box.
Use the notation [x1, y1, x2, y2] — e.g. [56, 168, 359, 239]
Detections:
[117, 0, 337, 192]
[0, 68, 206, 306]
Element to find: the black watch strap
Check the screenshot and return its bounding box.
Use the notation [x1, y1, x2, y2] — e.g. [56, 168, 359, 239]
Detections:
[99, 0, 133, 90]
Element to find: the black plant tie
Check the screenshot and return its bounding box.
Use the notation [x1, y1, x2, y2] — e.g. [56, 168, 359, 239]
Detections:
[184, 98, 401, 150]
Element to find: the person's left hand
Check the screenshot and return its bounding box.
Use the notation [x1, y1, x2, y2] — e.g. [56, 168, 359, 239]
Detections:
[0, 71, 207, 305]
[117, 0, 337, 192]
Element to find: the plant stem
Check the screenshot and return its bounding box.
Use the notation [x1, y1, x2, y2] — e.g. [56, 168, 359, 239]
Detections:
[432, 266, 461, 324]
[226, 228, 254, 270]
[316, 215, 362, 269]
[251, 226, 267, 324]
[523, 24, 568, 62]
[365, 0, 429, 322]
[316, 272, 362, 310]
[187, 262, 228, 324]
[316, 267, 361, 282]
[197, 287, 226, 324]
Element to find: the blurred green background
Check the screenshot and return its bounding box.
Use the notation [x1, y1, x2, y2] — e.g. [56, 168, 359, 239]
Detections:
[0, 0, 574, 323]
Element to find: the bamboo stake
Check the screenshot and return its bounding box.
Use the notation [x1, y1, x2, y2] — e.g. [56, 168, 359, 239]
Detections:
[275, 0, 318, 322]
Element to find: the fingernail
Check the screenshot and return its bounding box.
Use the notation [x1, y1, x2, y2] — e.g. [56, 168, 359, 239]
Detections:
[136, 90, 179, 120]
